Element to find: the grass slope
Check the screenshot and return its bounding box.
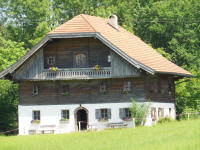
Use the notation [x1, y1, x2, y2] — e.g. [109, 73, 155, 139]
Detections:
[0, 119, 200, 150]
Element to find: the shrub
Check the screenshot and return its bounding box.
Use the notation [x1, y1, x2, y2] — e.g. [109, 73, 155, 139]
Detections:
[158, 116, 173, 124]
[129, 95, 152, 126]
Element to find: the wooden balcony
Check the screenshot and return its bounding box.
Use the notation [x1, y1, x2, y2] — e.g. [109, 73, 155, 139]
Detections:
[42, 67, 111, 79]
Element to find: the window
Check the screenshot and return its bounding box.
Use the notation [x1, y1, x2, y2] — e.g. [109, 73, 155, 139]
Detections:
[32, 86, 39, 94]
[48, 57, 54, 64]
[62, 85, 69, 93]
[101, 109, 107, 118]
[95, 109, 111, 119]
[119, 108, 131, 119]
[124, 82, 131, 91]
[151, 107, 156, 118]
[151, 81, 153, 89]
[61, 110, 69, 119]
[169, 108, 171, 118]
[100, 82, 108, 93]
[158, 108, 164, 117]
[32, 111, 40, 120]
[125, 108, 131, 118]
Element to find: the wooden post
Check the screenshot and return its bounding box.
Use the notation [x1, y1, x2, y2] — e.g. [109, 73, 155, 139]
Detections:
[79, 122, 81, 133]
[133, 118, 135, 128]
[188, 113, 190, 121]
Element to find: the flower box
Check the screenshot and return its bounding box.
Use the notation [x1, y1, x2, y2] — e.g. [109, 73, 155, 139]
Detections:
[93, 64, 101, 70]
[49, 67, 58, 71]
[158, 90, 164, 94]
[150, 89, 157, 93]
[122, 118, 133, 121]
[60, 119, 69, 122]
[60, 121, 70, 123]
[122, 90, 132, 94]
[98, 118, 108, 122]
[31, 120, 40, 124]
[61, 92, 69, 96]
[99, 90, 108, 94]
[30, 93, 39, 97]
[152, 118, 157, 121]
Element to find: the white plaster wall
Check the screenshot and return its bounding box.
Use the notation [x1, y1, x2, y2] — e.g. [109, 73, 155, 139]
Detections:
[18, 102, 175, 135]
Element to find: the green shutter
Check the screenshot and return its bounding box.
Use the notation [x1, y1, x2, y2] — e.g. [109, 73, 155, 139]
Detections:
[107, 109, 111, 119]
[95, 109, 100, 119]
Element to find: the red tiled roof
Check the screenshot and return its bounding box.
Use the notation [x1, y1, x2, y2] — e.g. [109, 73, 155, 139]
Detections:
[48, 14, 192, 76]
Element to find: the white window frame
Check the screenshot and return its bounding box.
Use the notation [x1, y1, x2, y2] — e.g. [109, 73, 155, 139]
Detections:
[32, 110, 40, 120]
[61, 110, 69, 119]
[48, 57, 55, 65]
[124, 82, 131, 90]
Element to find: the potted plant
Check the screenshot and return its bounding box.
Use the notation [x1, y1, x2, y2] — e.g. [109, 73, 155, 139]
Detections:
[150, 89, 157, 93]
[31, 119, 40, 124]
[152, 117, 157, 121]
[30, 93, 39, 97]
[60, 118, 70, 123]
[122, 89, 132, 94]
[61, 92, 69, 96]
[122, 117, 133, 121]
[49, 67, 58, 71]
[99, 90, 108, 94]
[98, 117, 108, 122]
[158, 90, 164, 94]
[93, 64, 101, 70]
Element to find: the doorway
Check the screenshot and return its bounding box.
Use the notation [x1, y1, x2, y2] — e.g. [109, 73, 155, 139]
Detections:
[76, 109, 88, 130]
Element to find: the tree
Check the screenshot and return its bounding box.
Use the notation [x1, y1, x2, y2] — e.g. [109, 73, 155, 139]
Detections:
[129, 96, 152, 126]
[0, 80, 18, 132]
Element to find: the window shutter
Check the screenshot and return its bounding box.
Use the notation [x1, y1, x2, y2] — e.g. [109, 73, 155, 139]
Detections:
[61, 110, 63, 118]
[95, 109, 100, 119]
[151, 107, 154, 118]
[37, 86, 39, 94]
[119, 108, 123, 119]
[32, 111, 34, 120]
[105, 82, 108, 91]
[32, 86, 34, 94]
[161, 108, 164, 117]
[154, 108, 156, 117]
[107, 109, 111, 119]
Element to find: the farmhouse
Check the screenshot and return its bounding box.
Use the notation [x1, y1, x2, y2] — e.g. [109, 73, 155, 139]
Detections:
[0, 14, 192, 135]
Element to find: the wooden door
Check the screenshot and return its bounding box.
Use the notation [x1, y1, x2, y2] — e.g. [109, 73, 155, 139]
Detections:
[76, 54, 86, 68]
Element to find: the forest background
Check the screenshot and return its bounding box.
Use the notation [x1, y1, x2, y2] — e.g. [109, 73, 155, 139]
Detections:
[0, 0, 200, 132]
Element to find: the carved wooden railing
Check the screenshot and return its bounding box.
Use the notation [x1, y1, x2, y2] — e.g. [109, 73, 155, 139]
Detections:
[43, 67, 111, 79]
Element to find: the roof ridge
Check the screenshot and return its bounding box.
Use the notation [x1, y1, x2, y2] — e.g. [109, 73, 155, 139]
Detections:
[48, 15, 80, 34]
[81, 14, 97, 32]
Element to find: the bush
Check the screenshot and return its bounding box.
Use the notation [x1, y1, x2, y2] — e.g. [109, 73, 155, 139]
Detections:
[158, 116, 173, 124]
[129, 95, 152, 126]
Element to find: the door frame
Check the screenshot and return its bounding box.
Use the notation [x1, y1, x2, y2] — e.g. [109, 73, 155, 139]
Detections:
[73, 52, 89, 68]
[74, 107, 89, 131]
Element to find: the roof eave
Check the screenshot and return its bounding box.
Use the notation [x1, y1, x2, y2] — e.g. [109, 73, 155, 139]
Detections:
[155, 71, 193, 77]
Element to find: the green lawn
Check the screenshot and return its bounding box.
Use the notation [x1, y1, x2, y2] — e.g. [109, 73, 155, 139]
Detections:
[0, 119, 200, 150]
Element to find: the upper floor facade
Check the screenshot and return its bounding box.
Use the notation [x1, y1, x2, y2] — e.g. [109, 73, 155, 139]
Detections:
[13, 37, 141, 81]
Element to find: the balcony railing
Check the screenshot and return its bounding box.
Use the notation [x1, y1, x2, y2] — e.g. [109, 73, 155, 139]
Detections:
[43, 67, 111, 79]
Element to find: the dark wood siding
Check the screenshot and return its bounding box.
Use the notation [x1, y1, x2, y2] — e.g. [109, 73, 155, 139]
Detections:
[44, 38, 111, 69]
[19, 77, 146, 105]
[19, 75, 175, 105]
[145, 75, 175, 103]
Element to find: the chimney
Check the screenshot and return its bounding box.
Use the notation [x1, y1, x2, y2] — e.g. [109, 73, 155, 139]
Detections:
[108, 14, 118, 30]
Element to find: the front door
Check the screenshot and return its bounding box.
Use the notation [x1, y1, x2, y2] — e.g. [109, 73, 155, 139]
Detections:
[76, 109, 87, 130]
[76, 54, 86, 68]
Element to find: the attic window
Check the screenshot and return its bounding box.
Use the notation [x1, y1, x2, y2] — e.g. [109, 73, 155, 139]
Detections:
[48, 57, 54, 64]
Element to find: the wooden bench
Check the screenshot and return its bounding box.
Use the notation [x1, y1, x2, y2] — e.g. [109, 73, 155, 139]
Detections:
[106, 122, 128, 128]
[39, 125, 56, 134]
